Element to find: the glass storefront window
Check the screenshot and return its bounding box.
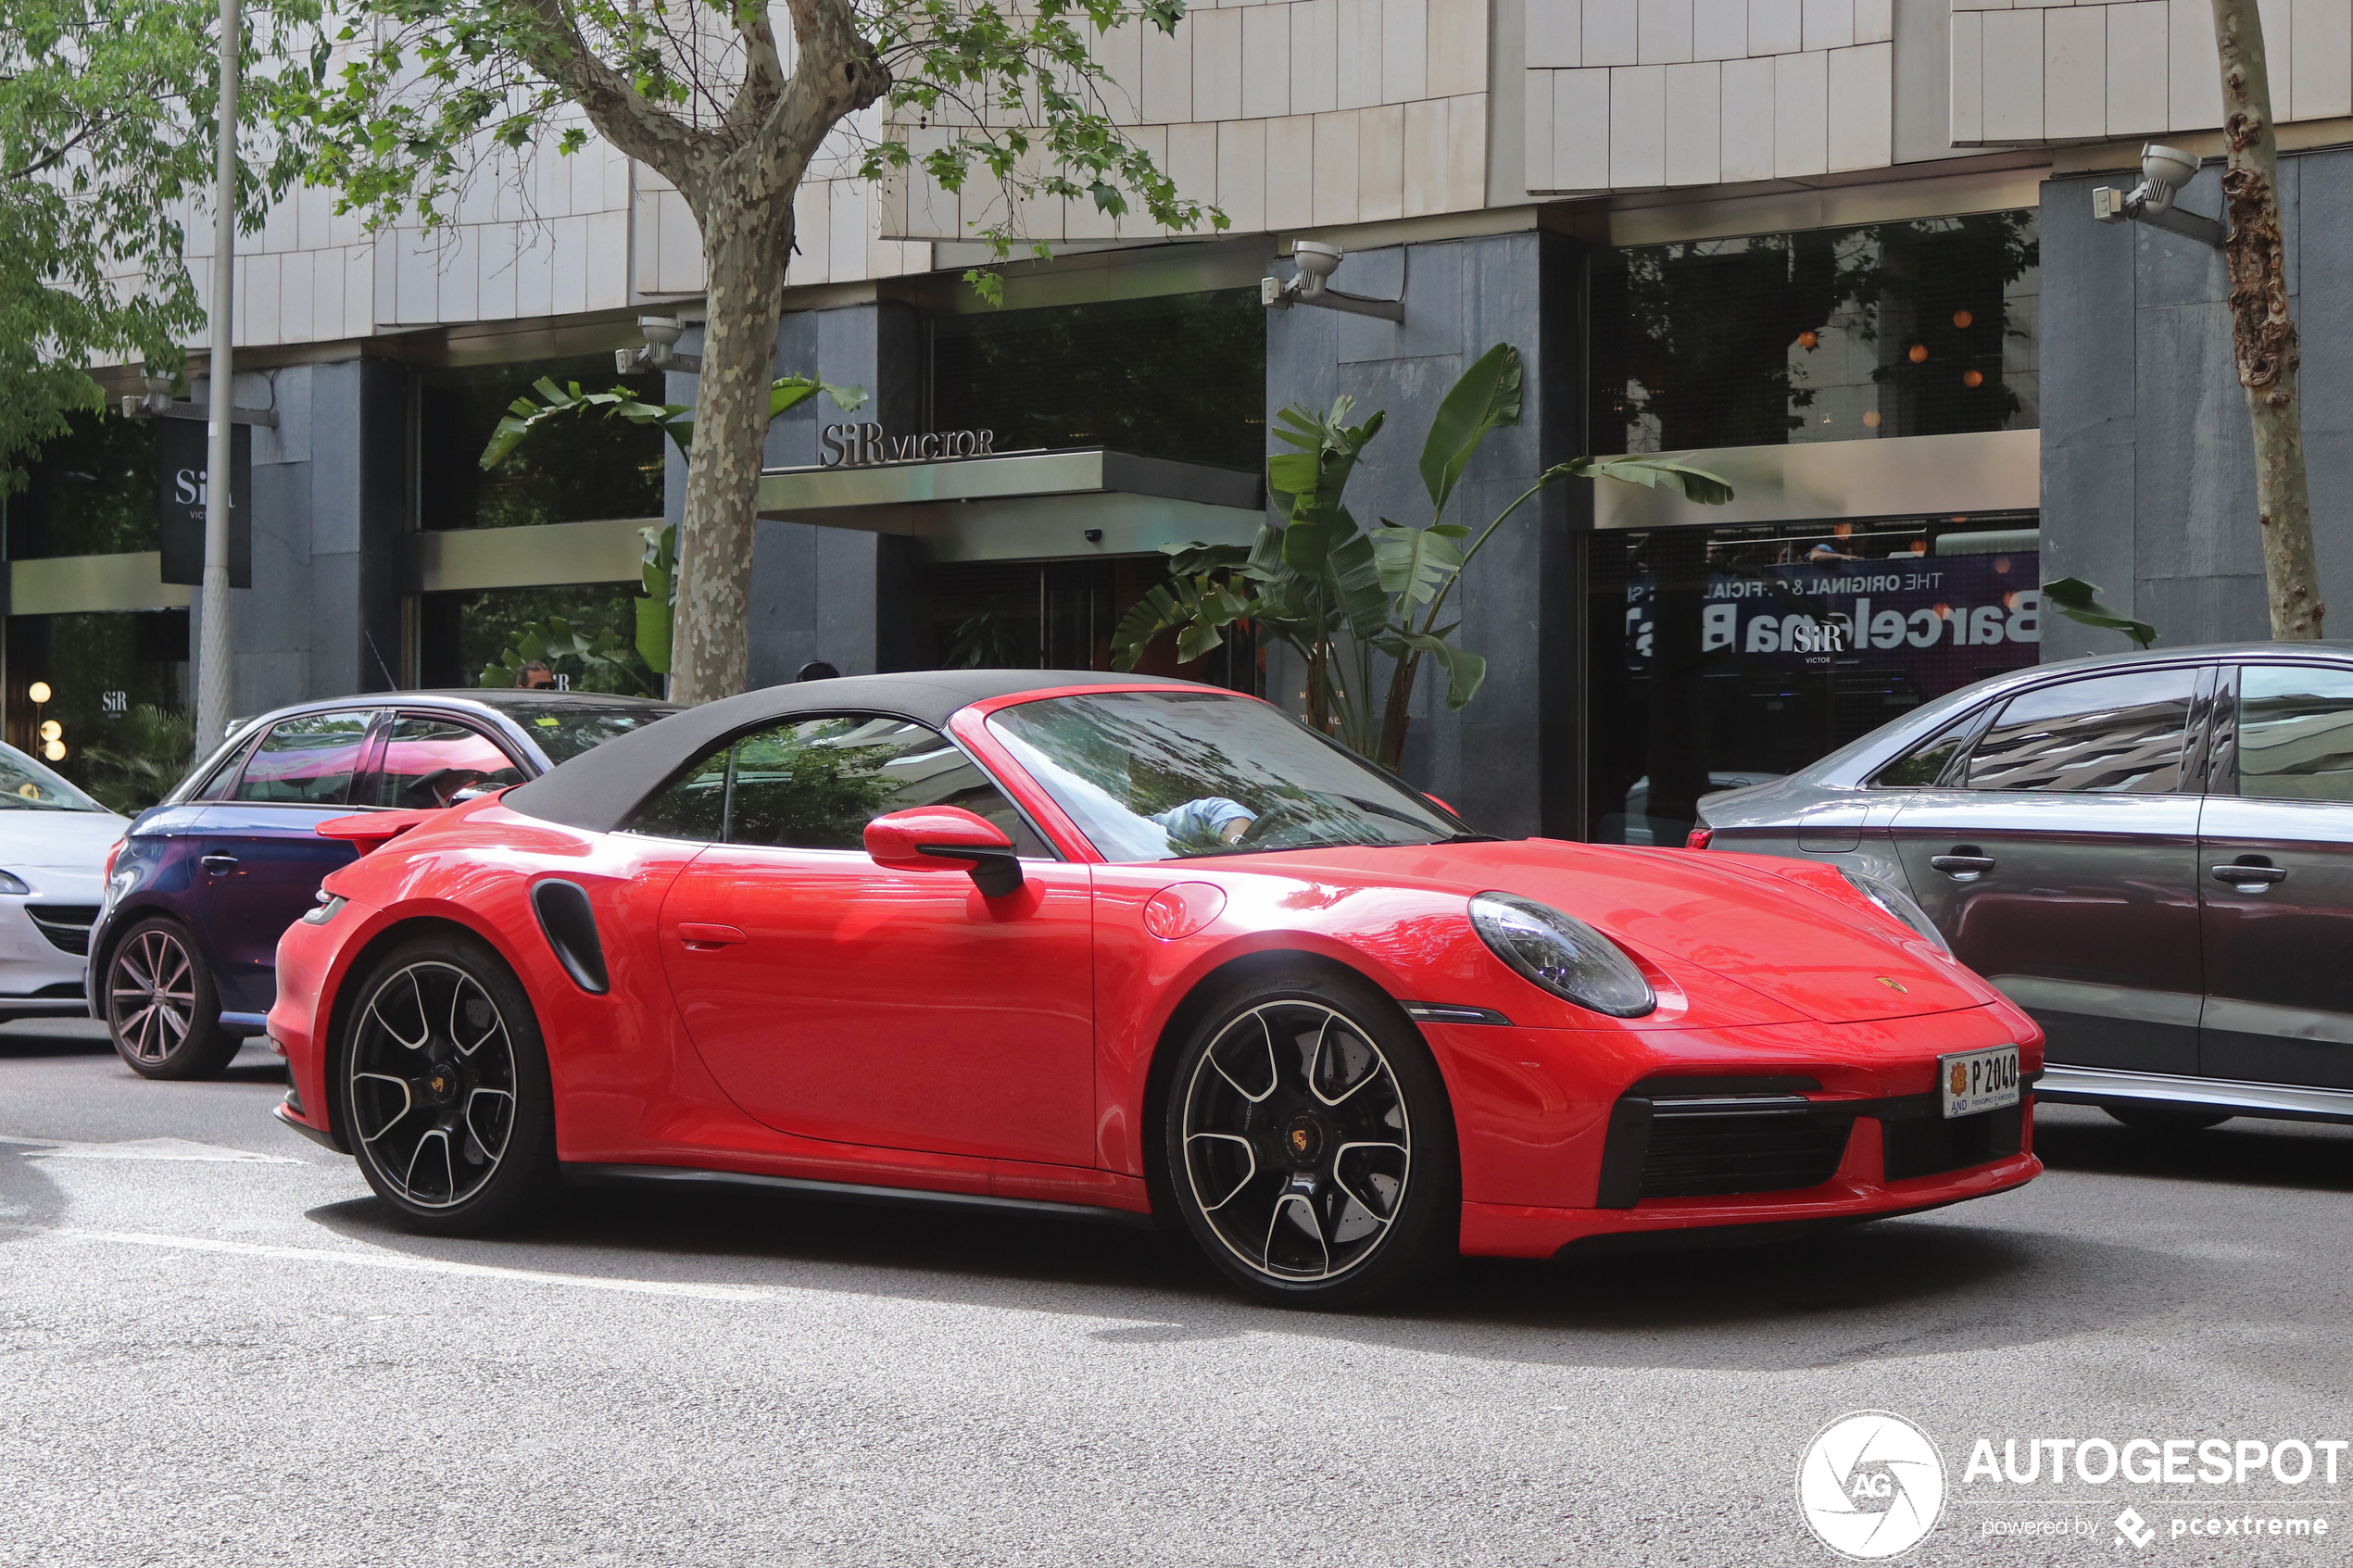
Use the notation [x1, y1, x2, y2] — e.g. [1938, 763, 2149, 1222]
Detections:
[930, 290, 1265, 471]
[4, 610, 191, 812]
[416, 356, 666, 531]
[1583, 514, 2041, 845]
[1, 413, 162, 560]
[913, 557, 1260, 695]
[1588, 212, 2039, 454]
[417, 584, 658, 696]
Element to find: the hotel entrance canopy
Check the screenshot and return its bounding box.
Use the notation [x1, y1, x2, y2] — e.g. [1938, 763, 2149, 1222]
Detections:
[753, 448, 1265, 563]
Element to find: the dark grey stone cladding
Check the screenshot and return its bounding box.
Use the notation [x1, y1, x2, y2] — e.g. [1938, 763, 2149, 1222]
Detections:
[2042, 147, 2353, 661]
[1262, 231, 1587, 838]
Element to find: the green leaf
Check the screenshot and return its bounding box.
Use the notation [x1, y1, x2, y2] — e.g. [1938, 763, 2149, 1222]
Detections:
[1327, 532, 1389, 643]
[635, 596, 673, 673]
[1418, 344, 1524, 519]
[1368, 522, 1465, 607]
[1399, 632, 1489, 709]
[2042, 577, 2158, 649]
[1579, 455, 1738, 506]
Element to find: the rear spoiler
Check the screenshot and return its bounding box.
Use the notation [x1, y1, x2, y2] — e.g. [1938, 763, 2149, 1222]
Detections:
[315, 808, 444, 854]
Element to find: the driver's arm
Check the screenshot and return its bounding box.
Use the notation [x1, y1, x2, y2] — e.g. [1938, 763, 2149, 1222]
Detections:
[1149, 797, 1257, 848]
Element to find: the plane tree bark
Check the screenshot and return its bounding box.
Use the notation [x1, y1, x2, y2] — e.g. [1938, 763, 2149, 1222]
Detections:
[2211, 0, 2323, 639]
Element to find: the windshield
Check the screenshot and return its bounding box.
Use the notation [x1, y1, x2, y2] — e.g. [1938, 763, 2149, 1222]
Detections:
[987, 690, 1465, 860]
[0, 744, 104, 811]
[513, 708, 677, 764]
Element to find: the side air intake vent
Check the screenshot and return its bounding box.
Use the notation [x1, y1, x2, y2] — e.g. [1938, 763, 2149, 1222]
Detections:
[531, 879, 610, 995]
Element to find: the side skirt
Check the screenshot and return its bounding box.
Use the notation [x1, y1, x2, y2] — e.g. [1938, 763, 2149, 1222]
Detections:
[563, 1162, 1159, 1229]
[2039, 1063, 2353, 1125]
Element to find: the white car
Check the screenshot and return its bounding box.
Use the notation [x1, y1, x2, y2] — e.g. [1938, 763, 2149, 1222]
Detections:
[0, 745, 130, 1020]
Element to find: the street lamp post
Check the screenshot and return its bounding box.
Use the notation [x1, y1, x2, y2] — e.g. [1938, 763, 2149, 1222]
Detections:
[195, 0, 240, 752]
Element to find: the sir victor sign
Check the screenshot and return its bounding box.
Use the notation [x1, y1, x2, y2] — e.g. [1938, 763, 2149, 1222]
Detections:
[157, 418, 253, 589]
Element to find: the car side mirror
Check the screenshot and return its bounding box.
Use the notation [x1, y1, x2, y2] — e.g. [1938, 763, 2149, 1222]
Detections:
[864, 806, 1025, 898]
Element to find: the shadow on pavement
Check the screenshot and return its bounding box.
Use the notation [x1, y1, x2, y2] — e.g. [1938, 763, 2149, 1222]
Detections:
[0, 1019, 111, 1059]
[305, 1171, 2192, 1373]
[2032, 1104, 2353, 1195]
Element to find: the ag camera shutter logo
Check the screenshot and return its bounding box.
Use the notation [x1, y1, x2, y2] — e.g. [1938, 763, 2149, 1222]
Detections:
[1797, 1411, 1946, 1559]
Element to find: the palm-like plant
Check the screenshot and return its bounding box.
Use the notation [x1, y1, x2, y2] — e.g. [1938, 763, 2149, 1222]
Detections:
[1111, 343, 1734, 771]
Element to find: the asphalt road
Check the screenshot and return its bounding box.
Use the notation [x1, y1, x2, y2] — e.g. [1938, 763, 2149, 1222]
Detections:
[5, 1019, 2351, 1567]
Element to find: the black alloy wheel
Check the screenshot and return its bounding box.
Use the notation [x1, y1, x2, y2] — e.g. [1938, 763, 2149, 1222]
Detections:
[1166, 967, 1458, 1308]
[2103, 1104, 2234, 1134]
[342, 931, 557, 1234]
[105, 917, 237, 1080]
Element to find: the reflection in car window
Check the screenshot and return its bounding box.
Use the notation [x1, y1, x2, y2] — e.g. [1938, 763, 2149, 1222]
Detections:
[233, 710, 375, 805]
[986, 690, 1463, 861]
[0, 744, 104, 810]
[1871, 711, 1983, 788]
[375, 717, 524, 808]
[2236, 665, 2353, 802]
[511, 708, 675, 763]
[1966, 669, 2197, 794]
[627, 715, 1035, 851]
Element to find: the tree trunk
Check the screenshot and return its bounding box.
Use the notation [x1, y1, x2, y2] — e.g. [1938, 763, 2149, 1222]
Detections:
[2212, 0, 2325, 639]
[670, 192, 798, 704]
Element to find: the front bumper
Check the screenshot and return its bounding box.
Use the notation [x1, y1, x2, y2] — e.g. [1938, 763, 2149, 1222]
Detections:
[1421, 1002, 2045, 1256]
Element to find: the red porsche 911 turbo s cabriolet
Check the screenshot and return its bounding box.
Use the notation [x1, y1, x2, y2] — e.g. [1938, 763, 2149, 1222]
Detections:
[266, 671, 2043, 1306]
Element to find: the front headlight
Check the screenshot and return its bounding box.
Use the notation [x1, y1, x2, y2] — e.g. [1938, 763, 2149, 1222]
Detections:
[0, 870, 27, 897]
[1839, 868, 1953, 957]
[1468, 893, 1656, 1017]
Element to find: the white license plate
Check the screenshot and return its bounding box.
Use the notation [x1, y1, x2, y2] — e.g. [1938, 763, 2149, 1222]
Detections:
[1941, 1045, 2021, 1119]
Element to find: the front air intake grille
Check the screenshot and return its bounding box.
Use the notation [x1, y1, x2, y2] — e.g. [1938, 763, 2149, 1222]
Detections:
[1882, 1103, 2024, 1183]
[1596, 1076, 1850, 1207]
[1638, 1106, 1856, 1199]
[25, 904, 98, 956]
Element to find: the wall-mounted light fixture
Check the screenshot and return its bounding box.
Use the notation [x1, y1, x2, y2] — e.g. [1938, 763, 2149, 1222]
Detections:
[617, 315, 704, 374]
[2094, 144, 2225, 248]
[1261, 241, 1404, 322]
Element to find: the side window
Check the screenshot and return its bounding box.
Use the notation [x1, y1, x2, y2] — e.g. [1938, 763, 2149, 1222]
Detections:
[1871, 709, 1985, 788]
[2234, 665, 2353, 802]
[627, 714, 1039, 852]
[1965, 669, 2198, 794]
[232, 710, 376, 805]
[375, 716, 526, 808]
[194, 730, 264, 800]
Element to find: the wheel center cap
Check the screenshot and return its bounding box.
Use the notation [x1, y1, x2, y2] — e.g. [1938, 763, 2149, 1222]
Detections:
[1281, 1111, 1327, 1167]
[421, 1062, 460, 1106]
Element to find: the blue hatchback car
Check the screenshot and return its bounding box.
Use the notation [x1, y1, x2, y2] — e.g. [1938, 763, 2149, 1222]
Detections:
[89, 689, 675, 1078]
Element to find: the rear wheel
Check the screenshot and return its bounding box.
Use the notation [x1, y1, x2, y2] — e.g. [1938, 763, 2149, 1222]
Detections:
[2103, 1103, 2233, 1133]
[104, 918, 237, 1080]
[1164, 965, 1459, 1309]
[340, 930, 557, 1235]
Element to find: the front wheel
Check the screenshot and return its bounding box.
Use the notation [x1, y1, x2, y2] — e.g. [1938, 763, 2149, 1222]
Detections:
[105, 918, 238, 1080]
[340, 930, 558, 1235]
[1165, 966, 1459, 1309]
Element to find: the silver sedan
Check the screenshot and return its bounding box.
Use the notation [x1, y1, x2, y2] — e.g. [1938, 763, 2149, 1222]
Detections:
[1694, 642, 2353, 1132]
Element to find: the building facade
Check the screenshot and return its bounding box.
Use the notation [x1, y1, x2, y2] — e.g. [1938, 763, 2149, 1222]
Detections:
[6, 1, 2347, 837]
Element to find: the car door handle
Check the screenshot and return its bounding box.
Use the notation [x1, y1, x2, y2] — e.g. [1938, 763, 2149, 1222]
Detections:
[2211, 863, 2289, 890]
[1930, 855, 1995, 880]
[676, 922, 748, 950]
[199, 855, 240, 874]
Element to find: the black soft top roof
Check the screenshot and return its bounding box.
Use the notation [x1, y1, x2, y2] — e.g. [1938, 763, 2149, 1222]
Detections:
[502, 669, 1203, 833]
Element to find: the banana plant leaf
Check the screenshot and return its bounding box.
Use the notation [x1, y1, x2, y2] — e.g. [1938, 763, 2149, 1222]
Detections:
[2043, 576, 2157, 648]
[1417, 343, 1523, 518]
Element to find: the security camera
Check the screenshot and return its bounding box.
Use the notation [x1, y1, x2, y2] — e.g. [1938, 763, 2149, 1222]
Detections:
[1290, 240, 1344, 299]
[637, 315, 685, 349]
[2138, 144, 2198, 211]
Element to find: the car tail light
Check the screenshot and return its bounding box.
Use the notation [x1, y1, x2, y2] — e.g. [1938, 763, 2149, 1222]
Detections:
[1685, 828, 1713, 850]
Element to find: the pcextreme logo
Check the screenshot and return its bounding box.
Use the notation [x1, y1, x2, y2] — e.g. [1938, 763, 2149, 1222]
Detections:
[1797, 1411, 1947, 1560]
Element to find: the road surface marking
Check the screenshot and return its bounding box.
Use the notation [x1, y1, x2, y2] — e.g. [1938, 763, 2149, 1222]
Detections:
[44, 1227, 775, 1302]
